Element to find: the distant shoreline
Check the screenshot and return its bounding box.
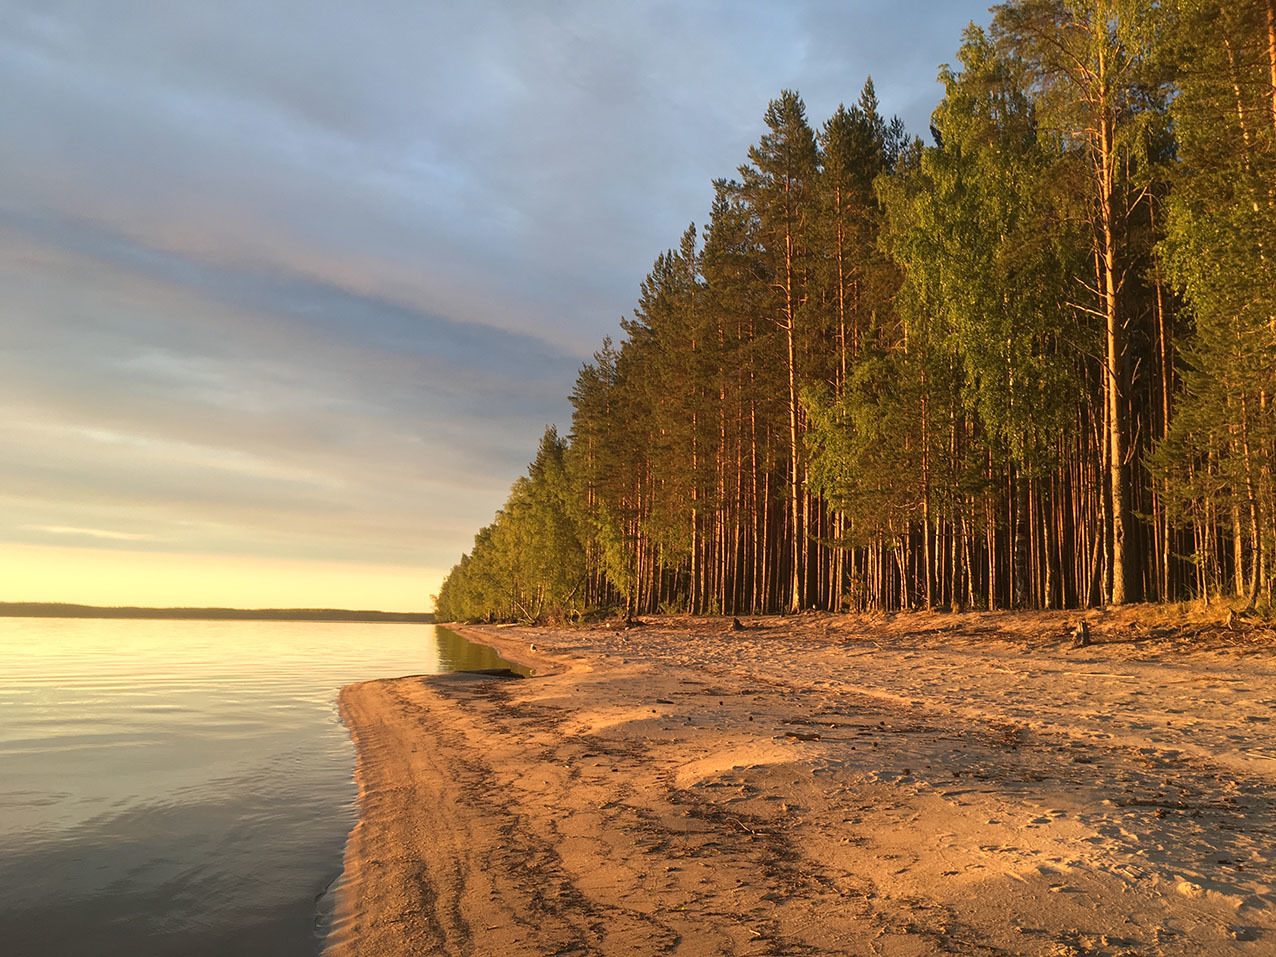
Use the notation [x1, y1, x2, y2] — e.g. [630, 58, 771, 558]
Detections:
[0, 602, 434, 623]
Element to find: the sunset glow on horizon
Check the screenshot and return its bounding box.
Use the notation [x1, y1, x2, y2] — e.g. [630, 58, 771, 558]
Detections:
[2, 544, 442, 613]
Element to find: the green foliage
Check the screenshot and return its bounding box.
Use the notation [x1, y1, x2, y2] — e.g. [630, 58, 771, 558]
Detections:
[803, 353, 926, 542]
[992, 0, 1171, 152]
[434, 428, 585, 622]
[879, 27, 1089, 469]
[1153, 0, 1276, 600]
[438, 7, 1275, 615]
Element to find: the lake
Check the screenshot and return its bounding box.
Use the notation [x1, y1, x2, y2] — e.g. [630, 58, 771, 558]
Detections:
[0, 617, 521, 957]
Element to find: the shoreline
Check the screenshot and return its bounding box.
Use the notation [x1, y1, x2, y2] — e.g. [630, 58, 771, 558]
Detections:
[323, 625, 559, 956]
[324, 610, 1276, 955]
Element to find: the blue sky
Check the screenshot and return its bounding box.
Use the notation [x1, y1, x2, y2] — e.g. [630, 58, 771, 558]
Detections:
[1, 0, 994, 610]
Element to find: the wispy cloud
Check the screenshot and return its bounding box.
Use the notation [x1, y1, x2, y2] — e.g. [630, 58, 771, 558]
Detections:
[24, 525, 159, 542]
[0, 0, 993, 605]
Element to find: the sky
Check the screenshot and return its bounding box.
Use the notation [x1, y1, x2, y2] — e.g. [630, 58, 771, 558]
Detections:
[1, 0, 995, 612]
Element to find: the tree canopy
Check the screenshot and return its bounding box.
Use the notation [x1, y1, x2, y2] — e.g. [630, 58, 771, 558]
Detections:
[435, 5, 1276, 621]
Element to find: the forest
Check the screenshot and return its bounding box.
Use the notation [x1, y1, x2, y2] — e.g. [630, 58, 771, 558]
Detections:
[434, 0, 1276, 623]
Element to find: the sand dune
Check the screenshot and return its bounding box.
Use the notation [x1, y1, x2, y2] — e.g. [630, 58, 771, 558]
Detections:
[325, 609, 1276, 956]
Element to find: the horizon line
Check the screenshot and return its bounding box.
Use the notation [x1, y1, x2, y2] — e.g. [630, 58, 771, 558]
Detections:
[0, 601, 435, 622]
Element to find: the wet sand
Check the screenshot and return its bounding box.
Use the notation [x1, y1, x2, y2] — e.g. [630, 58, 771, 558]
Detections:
[325, 610, 1276, 956]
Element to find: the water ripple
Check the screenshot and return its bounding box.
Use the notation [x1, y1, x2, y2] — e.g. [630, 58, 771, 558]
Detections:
[0, 618, 515, 957]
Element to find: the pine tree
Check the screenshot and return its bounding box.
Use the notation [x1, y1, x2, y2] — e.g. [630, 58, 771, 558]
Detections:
[1157, 0, 1276, 608]
[993, 0, 1171, 604]
[738, 91, 820, 611]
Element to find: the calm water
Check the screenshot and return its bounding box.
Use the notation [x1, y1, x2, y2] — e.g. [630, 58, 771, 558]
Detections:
[0, 617, 522, 957]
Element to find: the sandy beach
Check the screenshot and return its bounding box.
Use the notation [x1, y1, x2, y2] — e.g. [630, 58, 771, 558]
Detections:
[324, 610, 1276, 956]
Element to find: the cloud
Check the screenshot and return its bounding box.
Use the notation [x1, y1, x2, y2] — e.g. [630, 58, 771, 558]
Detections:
[0, 0, 994, 606]
[23, 525, 159, 542]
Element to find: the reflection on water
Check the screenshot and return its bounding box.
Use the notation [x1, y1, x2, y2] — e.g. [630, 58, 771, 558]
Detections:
[433, 625, 531, 677]
[0, 618, 523, 957]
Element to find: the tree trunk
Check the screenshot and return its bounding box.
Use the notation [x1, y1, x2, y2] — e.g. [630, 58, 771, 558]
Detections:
[786, 318, 802, 611]
[1267, 0, 1276, 131]
[1099, 118, 1132, 605]
[1012, 465, 1029, 607]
